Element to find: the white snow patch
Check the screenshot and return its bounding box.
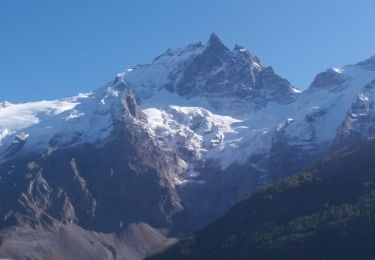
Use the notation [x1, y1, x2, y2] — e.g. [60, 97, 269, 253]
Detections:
[291, 87, 302, 93]
[0, 87, 129, 159]
[332, 67, 344, 74]
[358, 93, 369, 101]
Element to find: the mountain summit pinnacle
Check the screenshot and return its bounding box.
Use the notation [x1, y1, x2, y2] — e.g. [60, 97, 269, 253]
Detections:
[206, 33, 229, 52]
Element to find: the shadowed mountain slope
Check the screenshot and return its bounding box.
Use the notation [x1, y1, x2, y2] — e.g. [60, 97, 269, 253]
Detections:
[149, 140, 375, 260]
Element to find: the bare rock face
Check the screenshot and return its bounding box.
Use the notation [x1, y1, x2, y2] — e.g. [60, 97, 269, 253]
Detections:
[0, 90, 185, 260]
[335, 80, 375, 148]
[309, 68, 347, 91]
[120, 89, 148, 120]
[171, 34, 296, 105]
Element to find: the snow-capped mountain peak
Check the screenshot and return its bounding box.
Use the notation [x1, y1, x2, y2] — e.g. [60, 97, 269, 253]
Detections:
[122, 33, 296, 111]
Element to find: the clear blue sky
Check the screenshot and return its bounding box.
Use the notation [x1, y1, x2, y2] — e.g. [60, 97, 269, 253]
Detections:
[1, 0, 375, 103]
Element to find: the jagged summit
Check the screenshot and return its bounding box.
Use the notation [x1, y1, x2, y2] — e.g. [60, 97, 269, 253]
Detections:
[121, 33, 296, 106]
[206, 33, 229, 52]
[207, 32, 221, 44]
